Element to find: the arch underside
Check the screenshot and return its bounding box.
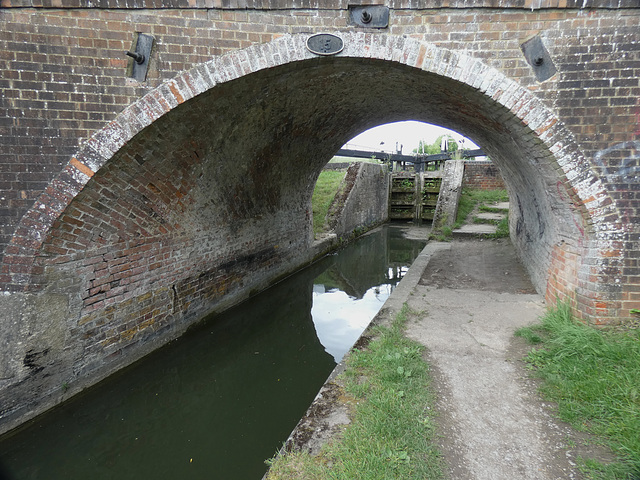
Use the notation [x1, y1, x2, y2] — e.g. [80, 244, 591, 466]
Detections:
[30, 55, 600, 351]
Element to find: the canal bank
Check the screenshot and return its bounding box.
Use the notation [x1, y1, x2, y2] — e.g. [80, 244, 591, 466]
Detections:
[270, 237, 596, 479]
[0, 224, 428, 480]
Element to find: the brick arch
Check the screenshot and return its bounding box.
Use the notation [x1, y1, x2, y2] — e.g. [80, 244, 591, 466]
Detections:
[1, 31, 629, 435]
[2, 33, 619, 319]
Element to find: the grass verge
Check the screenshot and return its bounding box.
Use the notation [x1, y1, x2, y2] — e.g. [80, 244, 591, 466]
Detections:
[265, 305, 446, 480]
[312, 170, 347, 236]
[454, 188, 508, 229]
[493, 216, 509, 238]
[515, 303, 640, 479]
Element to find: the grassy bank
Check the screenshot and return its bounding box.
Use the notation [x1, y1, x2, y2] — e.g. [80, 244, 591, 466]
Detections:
[454, 188, 508, 230]
[431, 188, 509, 240]
[265, 305, 445, 479]
[516, 304, 640, 479]
[312, 170, 347, 236]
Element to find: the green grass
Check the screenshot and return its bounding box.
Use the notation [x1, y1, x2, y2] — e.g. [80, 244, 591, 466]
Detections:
[493, 216, 509, 238]
[431, 188, 508, 241]
[453, 192, 476, 228]
[265, 305, 446, 480]
[471, 214, 509, 239]
[312, 170, 347, 236]
[456, 189, 509, 239]
[478, 205, 506, 214]
[516, 303, 640, 479]
[472, 216, 500, 225]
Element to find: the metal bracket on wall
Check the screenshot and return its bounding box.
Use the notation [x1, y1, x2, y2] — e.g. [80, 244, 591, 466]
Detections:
[520, 35, 556, 82]
[349, 5, 389, 29]
[126, 33, 154, 82]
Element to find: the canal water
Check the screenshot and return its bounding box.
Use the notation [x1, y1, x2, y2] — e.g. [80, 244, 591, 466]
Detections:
[0, 225, 427, 480]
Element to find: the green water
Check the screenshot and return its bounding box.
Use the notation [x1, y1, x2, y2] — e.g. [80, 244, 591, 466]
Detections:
[0, 225, 426, 480]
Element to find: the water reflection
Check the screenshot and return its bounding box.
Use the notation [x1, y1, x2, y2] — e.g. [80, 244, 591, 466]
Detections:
[311, 225, 423, 363]
[0, 225, 426, 480]
[312, 284, 392, 362]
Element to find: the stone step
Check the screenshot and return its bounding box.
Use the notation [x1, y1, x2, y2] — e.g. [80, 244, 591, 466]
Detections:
[475, 211, 505, 222]
[451, 202, 509, 237]
[452, 223, 498, 236]
[492, 201, 510, 211]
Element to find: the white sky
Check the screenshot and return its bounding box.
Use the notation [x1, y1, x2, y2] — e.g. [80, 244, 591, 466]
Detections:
[343, 120, 479, 155]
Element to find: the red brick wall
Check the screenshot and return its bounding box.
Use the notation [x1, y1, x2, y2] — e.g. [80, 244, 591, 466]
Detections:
[462, 160, 506, 190]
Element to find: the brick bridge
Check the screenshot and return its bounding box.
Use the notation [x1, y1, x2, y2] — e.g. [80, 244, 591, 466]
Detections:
[1, 1, 639, 432]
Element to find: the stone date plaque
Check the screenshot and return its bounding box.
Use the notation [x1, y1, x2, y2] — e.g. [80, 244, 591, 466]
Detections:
[306, 33, 344, 56]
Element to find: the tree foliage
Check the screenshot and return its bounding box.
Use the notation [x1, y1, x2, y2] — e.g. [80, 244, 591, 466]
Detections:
[413, 135, 459, 155]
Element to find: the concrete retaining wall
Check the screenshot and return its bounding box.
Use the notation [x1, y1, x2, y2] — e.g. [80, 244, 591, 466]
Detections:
[434, 160, 465, 228]
[327, 163, 390, 240]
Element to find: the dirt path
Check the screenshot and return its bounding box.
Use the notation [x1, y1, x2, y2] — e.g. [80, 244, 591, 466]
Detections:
[405, 239, 582, 480]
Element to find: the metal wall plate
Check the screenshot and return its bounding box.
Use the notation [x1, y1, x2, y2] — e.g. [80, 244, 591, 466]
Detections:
[349, 5, 389, 29]
[307, 33, 344, 56]
[520, 35, 556, 82]
[127, 33, 154, 82]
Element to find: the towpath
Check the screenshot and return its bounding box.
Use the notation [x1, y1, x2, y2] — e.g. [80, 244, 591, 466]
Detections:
[402, 238, 582, 480]
[283, 234, 608, 479]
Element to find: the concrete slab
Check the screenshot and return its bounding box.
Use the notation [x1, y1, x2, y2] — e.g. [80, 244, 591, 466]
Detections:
[453, 223, 497, 236]
[405, 239, 583, 480]
[475, 211, 505, 221]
